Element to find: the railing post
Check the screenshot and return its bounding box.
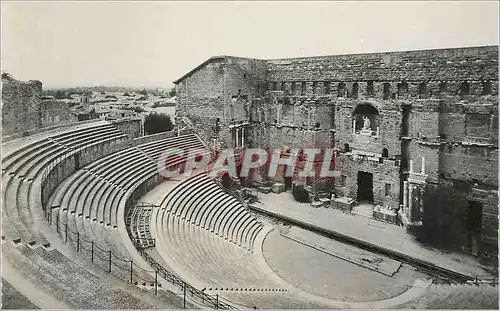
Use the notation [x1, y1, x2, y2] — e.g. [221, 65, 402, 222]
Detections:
[155, 271, 158, 296]
[91, 241, 94, 262]
[108, 251, 112, 273]
[183, 283, 186, 309]
[130, 261, 133, 284]
[215, 294, 219, 310]
[56, 214, 59, 233]
[65, 223, 68, 242]
[76, 233, 80, 252]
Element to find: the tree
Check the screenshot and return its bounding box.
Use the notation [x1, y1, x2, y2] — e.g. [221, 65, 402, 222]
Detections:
[2, 72, 12, 79]
[169, 87, 176, 98]
[144, 112, 174, 135]
[138, 89, 148, 96]
[133, 106, 145, 113]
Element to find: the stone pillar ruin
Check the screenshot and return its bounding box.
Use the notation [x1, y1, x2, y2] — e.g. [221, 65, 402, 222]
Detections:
[399, 157, 428, 229]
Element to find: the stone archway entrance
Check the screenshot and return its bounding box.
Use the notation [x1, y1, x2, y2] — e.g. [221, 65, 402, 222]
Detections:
[357, 171, 374, 203]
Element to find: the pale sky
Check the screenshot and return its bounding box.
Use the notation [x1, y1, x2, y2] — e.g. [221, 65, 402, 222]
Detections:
[1, 1, 499, 89]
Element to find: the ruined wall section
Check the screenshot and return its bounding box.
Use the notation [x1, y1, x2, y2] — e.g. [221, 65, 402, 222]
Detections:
[2, 76, 42, 135]
[40, 100, 78, 128]
[110, 118, 142, 138]
[266, 46, 498, 85]
[176, 57, 267, 148]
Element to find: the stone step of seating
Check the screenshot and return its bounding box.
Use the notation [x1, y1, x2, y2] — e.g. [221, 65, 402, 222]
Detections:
[88, 156, 152, 225]
[0, 124, 179, 304]
[1, 122, 113, 170]
[37, 133, 211, 303]
[70, 137, 208, 229]
[107, 169, 158, 228]
[157, 205, 284, 290]
[24, 133, 128, 181]
[1, 120, 108, 161]
[6, 126, 123, 175]
[162, 173, 261, 251]
[78, 150, 146, 217]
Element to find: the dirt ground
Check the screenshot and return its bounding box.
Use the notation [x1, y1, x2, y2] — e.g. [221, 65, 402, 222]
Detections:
[262, 227, 430, 302]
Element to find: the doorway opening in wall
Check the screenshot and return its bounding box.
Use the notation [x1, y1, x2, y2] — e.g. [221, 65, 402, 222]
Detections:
[465, 200, 483, 255]
[284, 174, 293, 191]
[357, 171, 374, 203]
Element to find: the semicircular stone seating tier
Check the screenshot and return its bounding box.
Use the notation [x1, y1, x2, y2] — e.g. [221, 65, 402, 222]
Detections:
[163, 172, 262, 251]
[150, 172, 293, 292]
[0, 121, 177, 308]
[2, 121, 127, 245]
[47, 134, 210, 277]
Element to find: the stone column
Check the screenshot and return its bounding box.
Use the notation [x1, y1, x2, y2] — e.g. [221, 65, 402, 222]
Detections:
[235, 129, 239, 148]
[376, 126, 380, 137]
[421, 157, 426, 174]
[409, 160, 413, 173]
[408, 183, 413, 221]
[241, 127, 245, 147]
[403, 181, 408, 213]
[352, 119, 356, 134]
[419, 187, 425, 214]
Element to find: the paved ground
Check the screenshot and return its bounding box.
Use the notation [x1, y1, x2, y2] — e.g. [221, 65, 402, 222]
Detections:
[1, 279, 39, 309]
[262, 226, 427, 302]
[253, 192, 491, 277]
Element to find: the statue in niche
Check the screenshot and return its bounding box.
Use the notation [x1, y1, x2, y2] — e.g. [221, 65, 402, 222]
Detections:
[362, 116, 371, 130]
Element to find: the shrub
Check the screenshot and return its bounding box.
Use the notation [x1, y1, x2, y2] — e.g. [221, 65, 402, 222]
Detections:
[292, 184, 310, 203]
[144, 112, 174, 135]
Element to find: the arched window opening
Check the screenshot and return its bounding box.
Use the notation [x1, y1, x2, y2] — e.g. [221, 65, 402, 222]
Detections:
[344, 143, 350, 152]
[382, 148, 389, 158]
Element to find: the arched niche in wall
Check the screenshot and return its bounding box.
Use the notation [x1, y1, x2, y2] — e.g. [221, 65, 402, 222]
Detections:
[382, 147, 389, 158]
[352, 103, 380, 136]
